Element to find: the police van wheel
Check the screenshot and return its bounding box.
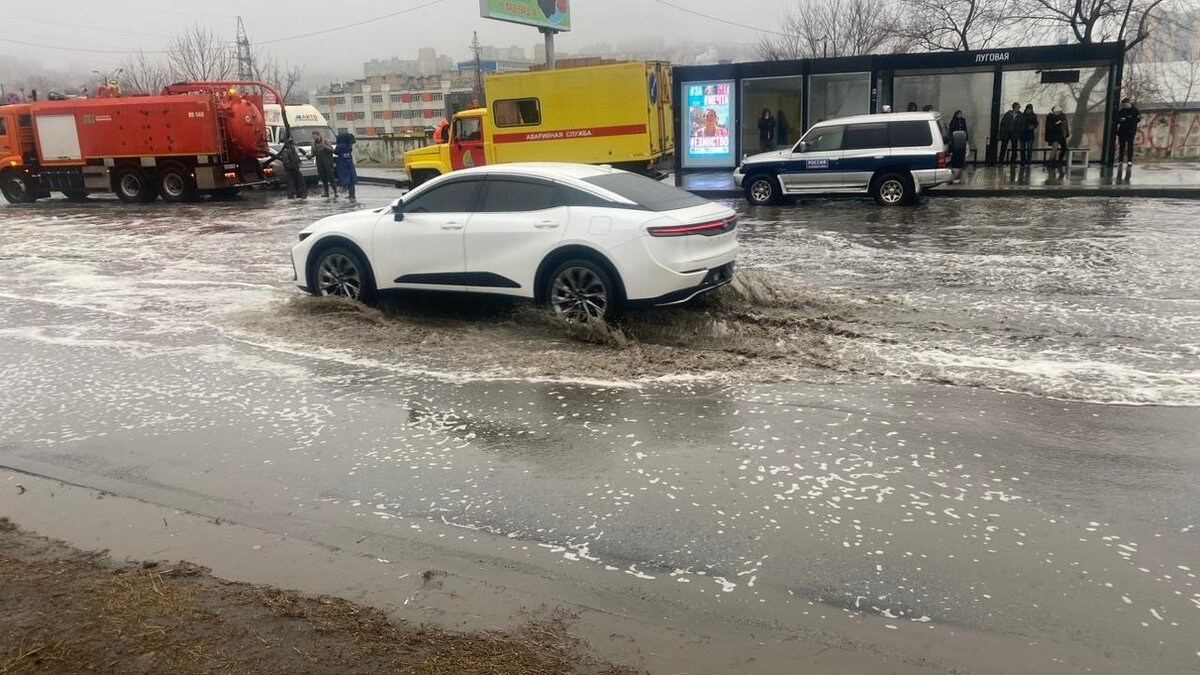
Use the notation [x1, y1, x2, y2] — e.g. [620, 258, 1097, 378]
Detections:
[872, 173, 913, 206]
[745, 175, 780, 206]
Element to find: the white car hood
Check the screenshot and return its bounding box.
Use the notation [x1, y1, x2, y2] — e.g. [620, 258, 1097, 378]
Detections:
[743, 149, 792, 165]
[303, 208, 380, 237]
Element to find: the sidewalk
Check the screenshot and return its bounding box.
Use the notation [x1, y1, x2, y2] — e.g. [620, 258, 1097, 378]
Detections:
[678, 161, 1200, 199]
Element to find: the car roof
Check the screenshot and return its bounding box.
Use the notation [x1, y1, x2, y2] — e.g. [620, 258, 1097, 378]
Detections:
[812, 111, 940, 128]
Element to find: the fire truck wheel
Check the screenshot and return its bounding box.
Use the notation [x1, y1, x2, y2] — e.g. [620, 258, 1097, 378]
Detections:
[1, 170, 39, 204]
[157, 164, 198, 203]
[113, 166, 157, 203]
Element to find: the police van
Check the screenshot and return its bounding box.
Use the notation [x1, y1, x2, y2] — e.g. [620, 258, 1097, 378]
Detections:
[733, 111, 951, 206]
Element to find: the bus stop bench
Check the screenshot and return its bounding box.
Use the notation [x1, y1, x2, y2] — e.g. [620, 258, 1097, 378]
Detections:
[1032, 146, 1091, 168]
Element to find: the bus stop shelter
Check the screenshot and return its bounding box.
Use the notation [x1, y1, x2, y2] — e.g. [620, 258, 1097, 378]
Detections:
[673, 42, 1126, 173]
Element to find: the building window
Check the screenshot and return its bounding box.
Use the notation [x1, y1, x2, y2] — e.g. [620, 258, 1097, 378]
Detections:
[355, 127, 368, 135]
[352, 95, 364, 104]
[334, 96, 345, 105]
[354, 111, 366, 120]
[431, 92, 443, 101]
[374, 127, 386, 135]
[392, 110, 403, 118]
[338, 127, 349, 134]
[390, 94, 402, 103]
[370, 94, 383, 103]
[494, 98, 540, 127]
[373, 111, 385, 119]
[335, 112, 348, 120]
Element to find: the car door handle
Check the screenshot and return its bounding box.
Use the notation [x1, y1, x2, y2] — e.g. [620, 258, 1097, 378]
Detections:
[873, 155, 885, 159]
[534, 220, 559, 229]
[440, 221, 464, 230]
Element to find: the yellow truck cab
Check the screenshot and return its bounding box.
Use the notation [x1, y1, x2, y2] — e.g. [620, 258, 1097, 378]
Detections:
[404, 61, 673, 186]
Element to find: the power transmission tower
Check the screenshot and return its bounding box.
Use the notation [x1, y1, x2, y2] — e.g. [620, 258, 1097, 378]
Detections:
[470, 31, 483, 102]
[235, 17, 254, 80]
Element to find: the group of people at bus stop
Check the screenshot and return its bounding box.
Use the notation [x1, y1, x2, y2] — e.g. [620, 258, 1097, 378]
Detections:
[995, 97, 1141, 168]
[269, 131, 359, 201]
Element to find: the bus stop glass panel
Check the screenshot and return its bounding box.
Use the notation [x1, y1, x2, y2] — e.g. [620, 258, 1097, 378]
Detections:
[1000, 67, 1111, 155]
[808, 72, 870, 129]
[894, 70, 992, 160]
[742, 76, 803, 154]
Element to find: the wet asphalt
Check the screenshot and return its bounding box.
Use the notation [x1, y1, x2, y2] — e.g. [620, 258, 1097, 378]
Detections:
[1, 187, 1198, 672]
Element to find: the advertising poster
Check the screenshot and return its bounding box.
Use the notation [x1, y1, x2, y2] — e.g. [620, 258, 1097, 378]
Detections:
[683, 80, 737, 168]
[479, 0, 571, 32]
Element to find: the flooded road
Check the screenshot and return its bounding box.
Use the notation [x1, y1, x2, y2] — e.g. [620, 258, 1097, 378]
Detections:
[2, 189, 1198, 673]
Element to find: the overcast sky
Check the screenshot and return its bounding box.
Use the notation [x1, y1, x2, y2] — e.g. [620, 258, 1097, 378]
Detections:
[5, 0, 782, 78]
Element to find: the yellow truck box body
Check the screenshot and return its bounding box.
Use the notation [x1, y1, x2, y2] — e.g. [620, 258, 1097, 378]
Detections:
[404, 61, 673, 184]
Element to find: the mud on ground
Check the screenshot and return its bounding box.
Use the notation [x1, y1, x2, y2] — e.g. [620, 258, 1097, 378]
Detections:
[231, 272, 863, 383]
[0, 517, 634, 675]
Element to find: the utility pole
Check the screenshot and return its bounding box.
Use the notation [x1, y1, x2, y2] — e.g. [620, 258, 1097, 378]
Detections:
[235, 17, 254, 81]
[470, 31, 483, 102]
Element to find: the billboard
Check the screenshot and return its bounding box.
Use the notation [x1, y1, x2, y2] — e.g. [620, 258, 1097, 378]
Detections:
[682, 80, 737, 169]
[480, 0, 571, 32]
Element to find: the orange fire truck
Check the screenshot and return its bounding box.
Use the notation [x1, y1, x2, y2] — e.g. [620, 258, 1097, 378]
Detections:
[0, 81, 286, 204]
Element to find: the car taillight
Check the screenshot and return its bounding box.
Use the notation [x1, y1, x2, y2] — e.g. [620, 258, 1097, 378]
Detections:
[937, 151, 947, 168]
[648, 217, 737, 237]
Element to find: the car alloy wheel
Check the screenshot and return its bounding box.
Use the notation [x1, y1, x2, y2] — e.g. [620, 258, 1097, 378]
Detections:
[879, 178, 905, 204]
[316, 251, 364, 300]
[550, 263, 610, 321]
[748, 177, 774, 205]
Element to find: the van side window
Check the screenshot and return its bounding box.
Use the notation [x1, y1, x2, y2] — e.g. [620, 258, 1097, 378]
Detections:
[842, 123, 889, 151]
[889, 121, 933, 147]
[493, 99, 540, 127]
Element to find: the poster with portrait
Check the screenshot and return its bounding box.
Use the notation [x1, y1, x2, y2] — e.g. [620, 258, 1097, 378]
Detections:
[682, 80, 737, 168]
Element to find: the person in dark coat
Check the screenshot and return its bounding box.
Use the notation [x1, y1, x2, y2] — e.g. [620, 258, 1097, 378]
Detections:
[268, 137, 307, 200]
[948, 110, 969, 183]
[1019, 104, 1038, 166]
[1045, 105, 1070, 167]
[1114, 97, 1141, 167]
[312, 132, 337, 198]
[775, 109, 789, 146]
[948, 109, 969, 142]
[334, 132, 358, 202]
[757, 108, 775, 152]
[998, 102, 1021, 165]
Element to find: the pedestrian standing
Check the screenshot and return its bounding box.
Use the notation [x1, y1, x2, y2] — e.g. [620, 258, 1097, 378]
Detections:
[999, 102, 1021, 165]
[775, 109, 789, 146]
[1114, 97, 1141, 167]
[269, 137, 307, 200]
[757, 108, 775, 152]
[949, 110, 969, 183]
[334, 132, 358, 202]
[1020, 104, 1038, 166]
[312, 132, 337, 198]
[1045, 105, 1070, 167]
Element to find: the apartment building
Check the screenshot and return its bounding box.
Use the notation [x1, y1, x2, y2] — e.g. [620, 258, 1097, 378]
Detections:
[309, 73, 477, 138]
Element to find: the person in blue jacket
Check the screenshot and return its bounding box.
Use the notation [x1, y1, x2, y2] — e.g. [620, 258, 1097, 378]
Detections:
[334, 132, 358, 202]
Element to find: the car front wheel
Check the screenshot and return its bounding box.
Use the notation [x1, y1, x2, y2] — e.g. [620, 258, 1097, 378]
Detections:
[744, 174, 780, 206]
[546, 259, 617, 322]
[312, 247, 374, 303]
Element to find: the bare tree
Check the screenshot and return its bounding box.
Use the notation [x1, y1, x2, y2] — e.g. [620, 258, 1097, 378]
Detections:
[893, 0, 1015, 51]
[120, 49, 171, 95]
[168, 23, 233, 81]
[758, 0, 900, 60]
[251, 50, 305, 103]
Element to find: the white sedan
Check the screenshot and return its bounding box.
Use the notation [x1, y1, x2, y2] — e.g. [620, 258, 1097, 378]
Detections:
[290, 163, 738, 320]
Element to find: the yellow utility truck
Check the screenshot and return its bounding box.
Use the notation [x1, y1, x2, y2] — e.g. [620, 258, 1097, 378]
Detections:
[404, 61, 673, 186]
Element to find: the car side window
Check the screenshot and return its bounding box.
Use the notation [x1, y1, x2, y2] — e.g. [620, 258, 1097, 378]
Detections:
[560, 186, 616, 208]
[842, 123, 889, 151]
[405, 180, 481, 213]
[889, 121, 934, 147]
[479, 179, 559, 212]
[800, 125, 844, 152]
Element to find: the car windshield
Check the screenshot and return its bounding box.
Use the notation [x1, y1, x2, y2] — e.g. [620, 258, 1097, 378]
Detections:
[582, 172, 708, 212]
[283, 126, 336, 146]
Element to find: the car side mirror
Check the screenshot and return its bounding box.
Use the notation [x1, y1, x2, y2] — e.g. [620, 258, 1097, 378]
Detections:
[391, 199, 404, 222]
[797, 141, 809, 153]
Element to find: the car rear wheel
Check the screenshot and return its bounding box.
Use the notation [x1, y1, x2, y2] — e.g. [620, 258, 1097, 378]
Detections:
[744, 174, 780, 206]
[113, 166, 157, 203]
[547, 259, 617, 322]
[312, 247, 374, 303]
[872, 173, 913, 206]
